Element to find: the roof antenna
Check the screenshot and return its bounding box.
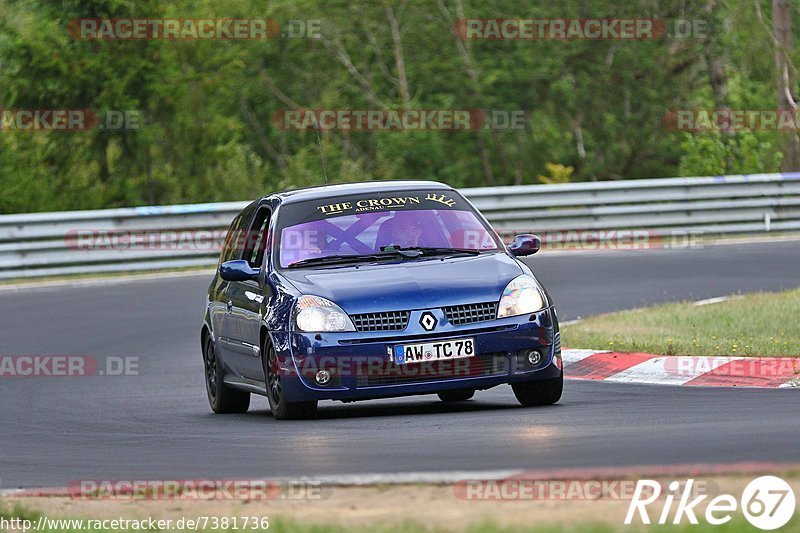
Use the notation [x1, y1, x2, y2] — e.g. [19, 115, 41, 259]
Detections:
[316, 129, 329, 186]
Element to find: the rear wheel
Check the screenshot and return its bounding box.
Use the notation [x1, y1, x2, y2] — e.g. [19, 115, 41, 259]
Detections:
[512, 373, 563, 407]
[203, 335, 250, 413]
[437, 389, 475, 402]
[263, 338, 318, 420]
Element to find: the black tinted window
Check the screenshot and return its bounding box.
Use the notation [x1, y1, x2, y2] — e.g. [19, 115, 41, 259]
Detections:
[246, 207, 271, 268]
[220, 204, 256, 263]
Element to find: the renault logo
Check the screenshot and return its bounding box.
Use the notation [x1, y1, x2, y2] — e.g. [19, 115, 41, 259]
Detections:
[419, 312, 437, 331]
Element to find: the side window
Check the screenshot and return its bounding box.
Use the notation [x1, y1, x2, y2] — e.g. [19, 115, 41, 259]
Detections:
[246, 206, 271, 268]
[219, 213, 242, 265]
[220, 205, 256, 264]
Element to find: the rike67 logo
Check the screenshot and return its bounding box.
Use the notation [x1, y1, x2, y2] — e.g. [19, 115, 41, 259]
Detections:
[626, 476, 796, 530]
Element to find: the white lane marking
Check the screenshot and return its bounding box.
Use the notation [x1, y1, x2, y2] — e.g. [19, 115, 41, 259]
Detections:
[561, 349, 607, 365]
[705, 235, 800, 247]
[692, 295, 745, 307]
[693, 296, 730, 306]
[292, 470, 523, 485]
[604, 356, 743, 386]
[779, 377, 800, 388]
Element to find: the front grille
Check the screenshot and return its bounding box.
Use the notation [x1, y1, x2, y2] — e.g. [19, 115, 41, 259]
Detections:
[355, 353, 508, 387]
[351, 311, 411, 332]
[338, 324, 515, 345]
[443, 302, 498, 325]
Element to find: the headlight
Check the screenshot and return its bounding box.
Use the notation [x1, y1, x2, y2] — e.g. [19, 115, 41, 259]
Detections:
[294, 295, 356, 332]
[497, 275, 545, 318]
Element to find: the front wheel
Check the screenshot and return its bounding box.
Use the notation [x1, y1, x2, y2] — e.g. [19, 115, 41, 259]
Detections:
[203, 335, 250, 414]
[263, 338, 318, 420]
[512, 373, 563, 407]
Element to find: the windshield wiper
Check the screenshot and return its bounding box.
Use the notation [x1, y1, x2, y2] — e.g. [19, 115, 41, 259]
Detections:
[381, 245, 484, 257]
[288, 246, 430, 269]
[287, 254, 392, 269]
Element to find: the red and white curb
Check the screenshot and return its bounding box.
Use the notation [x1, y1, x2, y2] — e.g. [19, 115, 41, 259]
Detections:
[563, 349, 800, 388]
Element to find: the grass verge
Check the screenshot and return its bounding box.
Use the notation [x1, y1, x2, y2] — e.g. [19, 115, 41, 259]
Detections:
[561, 288, 800, 356]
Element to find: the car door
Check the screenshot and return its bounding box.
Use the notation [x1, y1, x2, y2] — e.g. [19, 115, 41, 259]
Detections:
[223, 203, 273, 381]
[211, 207, 249, 370]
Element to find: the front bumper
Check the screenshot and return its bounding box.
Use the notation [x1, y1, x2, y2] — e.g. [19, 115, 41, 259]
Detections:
[277, 306, 562, 402]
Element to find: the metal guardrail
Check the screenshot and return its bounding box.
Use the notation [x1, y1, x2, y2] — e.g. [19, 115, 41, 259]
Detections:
[1, 173, 799, 280]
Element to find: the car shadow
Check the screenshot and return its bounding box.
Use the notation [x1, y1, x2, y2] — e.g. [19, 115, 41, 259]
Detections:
[321, 399, 524, 420]
[240, 398, 547, 422]
[196, 400, 563, 425]
[195, 389, 565, 423]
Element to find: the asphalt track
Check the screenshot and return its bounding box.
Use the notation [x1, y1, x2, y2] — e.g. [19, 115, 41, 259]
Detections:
[1, 239, 798, 488]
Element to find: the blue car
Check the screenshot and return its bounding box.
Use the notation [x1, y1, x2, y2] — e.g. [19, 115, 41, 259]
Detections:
[201, 181, 562, 419]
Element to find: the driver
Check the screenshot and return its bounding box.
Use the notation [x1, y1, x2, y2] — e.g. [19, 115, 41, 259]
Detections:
[390, 212, 423, 248]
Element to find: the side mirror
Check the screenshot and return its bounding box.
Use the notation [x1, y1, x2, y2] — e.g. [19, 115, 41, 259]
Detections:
[508, 234, 541, 257]
[219, 260, 260, 282]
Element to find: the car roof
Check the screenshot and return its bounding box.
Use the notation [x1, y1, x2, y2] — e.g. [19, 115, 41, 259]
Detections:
[266, 180, 453, 205]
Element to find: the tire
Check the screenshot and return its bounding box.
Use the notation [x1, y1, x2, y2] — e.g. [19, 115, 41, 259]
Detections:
[263, 337, 318, 420]
[437, 389, 475, 402]
[203, 334, 250, 414]
[512, 372, 563, 407]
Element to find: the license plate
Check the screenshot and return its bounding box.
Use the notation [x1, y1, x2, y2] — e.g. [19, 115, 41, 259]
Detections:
[393, 338, 475, 365]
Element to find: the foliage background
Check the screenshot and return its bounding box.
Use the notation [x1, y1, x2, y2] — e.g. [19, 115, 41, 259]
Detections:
[0, 0, 796, 213]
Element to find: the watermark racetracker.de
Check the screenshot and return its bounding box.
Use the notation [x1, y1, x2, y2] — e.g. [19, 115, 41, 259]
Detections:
[453, 18, 707, 40]
[454, 478, 718, 501]
[664, 357, 800, 378]
[64, 479, 326, 501]
[68, 18, 322, 40]
[665, 109, 800, 131]
[0, 356, 139, 377]
[271, 109, 527, 131]
[0, 109, 141, 131]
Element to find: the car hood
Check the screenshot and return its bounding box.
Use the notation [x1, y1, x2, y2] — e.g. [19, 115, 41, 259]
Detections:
[279, 252, 524, 314]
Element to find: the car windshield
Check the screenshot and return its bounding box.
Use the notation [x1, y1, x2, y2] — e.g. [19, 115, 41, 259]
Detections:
[276, 190, 502, 268]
